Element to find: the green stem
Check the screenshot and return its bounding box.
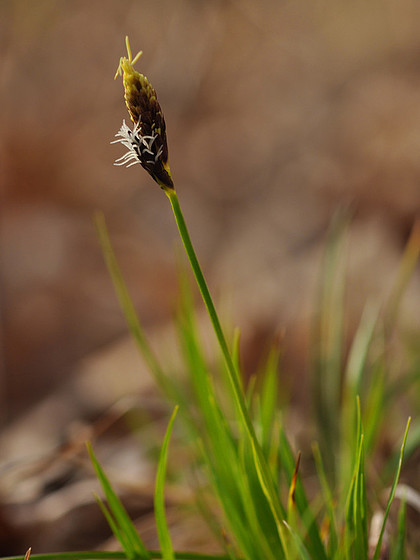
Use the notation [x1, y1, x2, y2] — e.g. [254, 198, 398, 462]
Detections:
[166, 191, 236, 390]
[165, 189, 286, 527]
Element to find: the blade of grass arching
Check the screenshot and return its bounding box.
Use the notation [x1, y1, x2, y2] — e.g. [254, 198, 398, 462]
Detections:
[390, 496, 407, 560]
[95, 212, 180, 402]
[382, 414, 419, 481]
[167, 190, 286, 534]
[363, 361, 386, 454]
[94, 495, 133, 555]
[396, 420, 420, 467]
[343, 301, 380, 395]
[87, 443, 150, 560]
[340, 301, 381, 489]
[154, 406, 178, 560]
[372, 418, 411, 560]
[312, 442, 338, 557]
[278, 429, 328, 560]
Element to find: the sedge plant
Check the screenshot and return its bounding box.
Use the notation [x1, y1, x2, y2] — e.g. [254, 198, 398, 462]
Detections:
[3, 36, 416, 560]
[103, 37, 413, 559]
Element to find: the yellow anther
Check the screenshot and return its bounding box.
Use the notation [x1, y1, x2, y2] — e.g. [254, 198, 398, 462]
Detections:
[114, 36, 143, 80]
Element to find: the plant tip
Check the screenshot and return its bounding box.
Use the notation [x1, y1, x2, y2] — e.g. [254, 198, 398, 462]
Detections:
[112, 37, 173, 191]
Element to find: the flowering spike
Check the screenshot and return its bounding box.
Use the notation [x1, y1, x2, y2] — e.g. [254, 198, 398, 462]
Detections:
[113, 37, 174, 191]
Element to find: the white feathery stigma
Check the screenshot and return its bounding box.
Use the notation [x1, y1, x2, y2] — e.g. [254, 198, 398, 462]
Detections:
[112, 120, 163, 168]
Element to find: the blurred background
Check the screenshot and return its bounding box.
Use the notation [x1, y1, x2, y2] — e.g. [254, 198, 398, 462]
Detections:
[0, 0, 419, 553]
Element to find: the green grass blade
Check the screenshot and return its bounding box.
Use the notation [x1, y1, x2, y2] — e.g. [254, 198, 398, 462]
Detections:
[278, 430, 328, 560]
[372, 418, 411, 560]
[95, 212, 177, 396]
[340, 302, 381, 490]
[167, 190, 287, 535]
[154, 406, 179, 560]
[344, 400, 368, 560]
[391, 496, 407, 560]
[237, 437, 286, 559]
[312, 442, 338, 556]
[282, 522, 313, 560]
[87, 443, 150, 560]
[343, 301, 380, 395]
[94, 495, 131, 553]
[312, 214, 349, 485]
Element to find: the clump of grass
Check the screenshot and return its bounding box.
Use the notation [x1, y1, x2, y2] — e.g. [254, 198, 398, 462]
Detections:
[97, 37, 416, 559]
[94, 213, 413, 560]
[3, 37, 419, 560]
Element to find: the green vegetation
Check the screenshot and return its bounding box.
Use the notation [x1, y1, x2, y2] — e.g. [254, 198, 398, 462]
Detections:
[2, 195, 418, 560]
[3, 37, 419, 560]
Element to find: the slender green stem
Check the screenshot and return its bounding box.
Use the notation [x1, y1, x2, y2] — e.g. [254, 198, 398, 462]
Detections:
[165, 189, 286, 527]
[166, 191, 235, 389]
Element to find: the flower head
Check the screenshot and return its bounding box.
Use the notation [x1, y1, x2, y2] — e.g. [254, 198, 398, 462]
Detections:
[113, 37, 174, 190]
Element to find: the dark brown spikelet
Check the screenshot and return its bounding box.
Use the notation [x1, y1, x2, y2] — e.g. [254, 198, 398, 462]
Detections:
[114, 37, 174, 191]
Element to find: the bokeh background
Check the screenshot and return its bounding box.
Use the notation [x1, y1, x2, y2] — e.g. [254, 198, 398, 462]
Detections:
[0, 0, 419, 553]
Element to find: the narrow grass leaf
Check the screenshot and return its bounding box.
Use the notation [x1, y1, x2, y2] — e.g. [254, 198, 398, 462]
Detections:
[391, 497, 406, 560]
[282, 522, 312, 560]
[154, 406, 179, 560]
[168, 190, 288, 538]
[287, 451, 301, 526]
[279, 430, 328, 560]
[237, 438, 285, 559]
[312, 442, 338, 556]
[312, 214, 349, 483]
[95, 212, 178, 397]
[372, 417, 411, 560]
[87, 442, 150, 560]
[94, 494, 131, 554]
[363, 362, 386, 454]
[344, 301, 380, 394]
[344, 399, 368, 560]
